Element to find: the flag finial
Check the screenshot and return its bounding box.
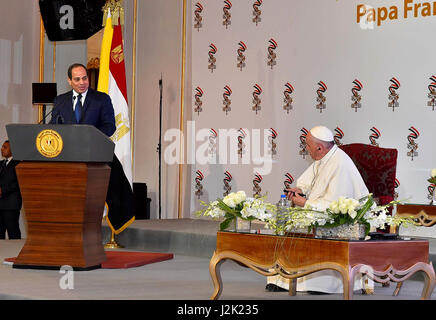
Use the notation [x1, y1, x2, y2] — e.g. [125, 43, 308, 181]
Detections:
[102, 0, 124, 27]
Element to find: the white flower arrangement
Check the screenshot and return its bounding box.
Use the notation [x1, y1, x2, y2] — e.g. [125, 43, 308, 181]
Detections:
[196, 191, 276, 231]
[428, 168, 436, 184]
[266, 194, 416, 236]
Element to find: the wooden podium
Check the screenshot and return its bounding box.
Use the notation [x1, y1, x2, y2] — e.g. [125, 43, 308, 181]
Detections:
[6, 124, 115, 270]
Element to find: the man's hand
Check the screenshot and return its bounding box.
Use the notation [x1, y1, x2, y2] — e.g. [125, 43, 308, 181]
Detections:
[284, 187, 303, 200]
[291, 192, 306, 207]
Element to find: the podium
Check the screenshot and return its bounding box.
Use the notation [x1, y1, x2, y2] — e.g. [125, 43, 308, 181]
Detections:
[6, 124, 115, 270]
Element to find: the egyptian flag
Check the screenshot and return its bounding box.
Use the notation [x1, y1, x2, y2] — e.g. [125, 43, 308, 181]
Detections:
[97, 10, 134, 234]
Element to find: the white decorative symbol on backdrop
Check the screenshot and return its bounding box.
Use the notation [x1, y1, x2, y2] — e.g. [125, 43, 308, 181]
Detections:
[283, 82, 294, 114]
[394, 178, 400, 200]
[299, 127, 309, 159]
[388, 77, 400, 111]
[208, 129, 217, 156]
[252, 0, 262, 26]
[284, 173, 294, 190]
[223, 171, 232, 196]
[268, 128, 277, 157]
[351, 79, 363, 112]
[237, 41, 247, 71]
[369, 127, 380, 147]
[253, 172, 262, 197]
[407, 126, 419, 161]
[195, 170, 204, 199]
[267, 38, 277, 69]
[315, 81, 327, 113]
[427, 76, 436, 111]
[334, 127, 344, 146]
[222, 85, 232, 115]
[252, 84, 262, 114]
[194, 2, 203, 31]
[208, 43, 217, 72]
[194, 86, 203, 116]
[237, 128, 247, 158]
[222, 0, 232, 29]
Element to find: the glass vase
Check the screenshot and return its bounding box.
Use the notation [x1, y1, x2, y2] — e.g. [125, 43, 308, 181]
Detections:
[236, 218, 251, 233]
[315, 223, 366, 240]
[432, 187, 436, 205]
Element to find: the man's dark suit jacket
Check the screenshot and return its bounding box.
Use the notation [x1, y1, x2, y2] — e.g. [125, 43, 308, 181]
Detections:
[49, 88, 116, 137]
[0, 160, 22, 211]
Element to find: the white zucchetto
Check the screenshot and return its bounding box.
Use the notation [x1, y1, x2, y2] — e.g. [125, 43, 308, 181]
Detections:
[310, 126, 334, 142]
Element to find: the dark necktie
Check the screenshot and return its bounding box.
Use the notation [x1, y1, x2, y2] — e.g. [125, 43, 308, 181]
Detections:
[75, 94, 83, 123]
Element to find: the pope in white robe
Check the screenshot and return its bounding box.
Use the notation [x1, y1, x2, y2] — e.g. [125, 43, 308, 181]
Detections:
[267, 125, 369, 294]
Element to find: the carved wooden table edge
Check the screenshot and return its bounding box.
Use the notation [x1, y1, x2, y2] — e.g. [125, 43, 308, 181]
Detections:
[349, 262, 436, 300]
[209, 249, 350, 300]
[396, 204, 436, 227]
[209, 232, 436, 300]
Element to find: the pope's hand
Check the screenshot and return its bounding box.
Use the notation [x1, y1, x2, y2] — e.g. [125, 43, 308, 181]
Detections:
[285, 187, 302, 200]
[291, 192, 306, 207]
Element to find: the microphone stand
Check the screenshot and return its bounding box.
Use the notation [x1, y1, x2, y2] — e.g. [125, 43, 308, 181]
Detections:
[38, 104, 56, 124]
[158, 75, 163, 220]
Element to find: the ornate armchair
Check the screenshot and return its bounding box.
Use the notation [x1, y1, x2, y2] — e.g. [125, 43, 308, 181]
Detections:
[340, 143, 399, 294]
[339, 143, 398, 211]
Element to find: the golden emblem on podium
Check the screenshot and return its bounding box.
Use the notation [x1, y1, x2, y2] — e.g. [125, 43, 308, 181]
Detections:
[36, 129, 63, 158]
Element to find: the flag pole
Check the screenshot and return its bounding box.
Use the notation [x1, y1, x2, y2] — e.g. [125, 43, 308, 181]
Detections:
[158, 75, 163, 220]
[38, 15, 45, 123]
[104, 231, 124, 249]
[177, 0, 187, 219]
[130, 0, 137, 177]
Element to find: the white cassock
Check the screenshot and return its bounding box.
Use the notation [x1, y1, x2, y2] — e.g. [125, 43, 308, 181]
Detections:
[267, 145, 369, 293]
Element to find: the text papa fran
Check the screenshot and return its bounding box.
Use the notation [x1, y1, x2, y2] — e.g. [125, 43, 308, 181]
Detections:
[357, 0, 436, 27]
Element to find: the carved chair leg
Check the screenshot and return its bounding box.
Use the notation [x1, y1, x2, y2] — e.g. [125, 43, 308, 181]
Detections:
[393, 282, 403, 296]
[361, 276, 374, 295]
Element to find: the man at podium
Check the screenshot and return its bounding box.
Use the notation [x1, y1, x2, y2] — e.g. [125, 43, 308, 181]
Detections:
[49, 63, 116, 137]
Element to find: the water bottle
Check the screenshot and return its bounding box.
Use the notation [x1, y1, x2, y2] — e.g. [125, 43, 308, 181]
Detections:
[276, 194, 290, 234]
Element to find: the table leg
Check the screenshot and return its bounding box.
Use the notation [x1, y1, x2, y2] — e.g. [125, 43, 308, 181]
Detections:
[209, 251, 224, 300]
[420, 263, 436, 300]
[393, 282, 402, 296]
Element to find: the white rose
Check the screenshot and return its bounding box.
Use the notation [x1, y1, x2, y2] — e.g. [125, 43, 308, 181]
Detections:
[339, 203, 348, 214]
[348, 210, 357, 219]
[329, 201, 340, 214]
[223, 193, 237, 208]
[234, 191, 246, 204]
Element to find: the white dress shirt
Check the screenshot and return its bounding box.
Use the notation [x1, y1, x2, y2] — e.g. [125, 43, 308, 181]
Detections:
[72, 90, 88, 111]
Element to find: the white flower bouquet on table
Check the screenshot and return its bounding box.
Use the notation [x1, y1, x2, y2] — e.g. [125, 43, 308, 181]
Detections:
[267, 194, 416, 237]
[429, 168, 436, 184]
[429, 169, 436, 205]
[196, 191, 276, 231]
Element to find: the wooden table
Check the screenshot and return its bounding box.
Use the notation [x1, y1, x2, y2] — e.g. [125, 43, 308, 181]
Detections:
[397, 203, 436, 227]
[209, 231, 435, 300]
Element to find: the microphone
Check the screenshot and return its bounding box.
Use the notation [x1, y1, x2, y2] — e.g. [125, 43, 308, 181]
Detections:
[38, 108, 54, 124]
[38, 108, 64, 124]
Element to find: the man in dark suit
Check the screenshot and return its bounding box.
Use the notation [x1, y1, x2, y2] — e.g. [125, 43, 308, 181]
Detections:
[0, 140, 22, 239]
[49, 63, 116, 137]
